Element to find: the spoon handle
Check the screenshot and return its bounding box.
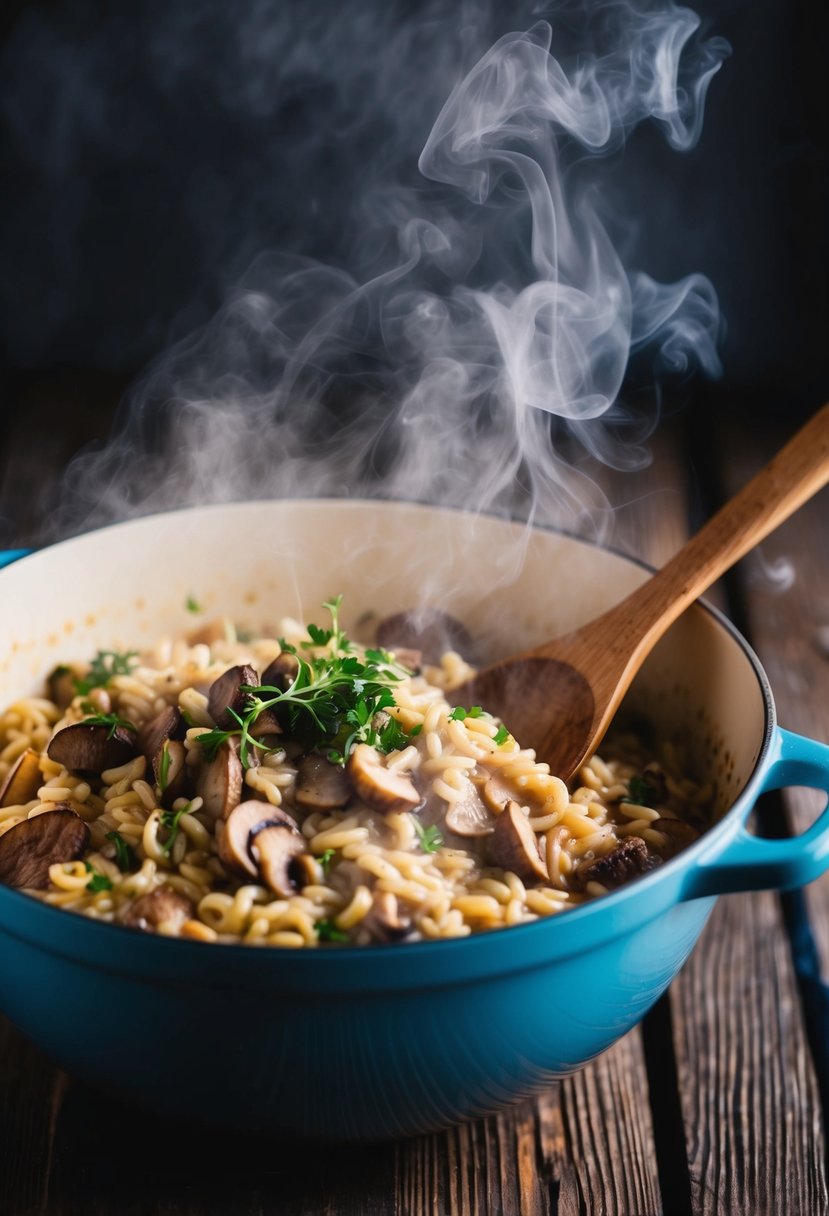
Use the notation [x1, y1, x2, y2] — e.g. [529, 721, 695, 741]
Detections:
[604, 401, 829, 649]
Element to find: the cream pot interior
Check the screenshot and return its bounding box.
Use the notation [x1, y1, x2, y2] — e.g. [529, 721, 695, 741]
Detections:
[0, 499, 765, 816]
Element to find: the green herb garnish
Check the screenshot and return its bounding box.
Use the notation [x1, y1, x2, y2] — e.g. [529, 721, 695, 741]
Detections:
[318, 848, 335, 874]
[81, 711, 136, 739]
[195, 598, 410, 769]
[186, 595, 202, 614]
[316, 918, 349, 943]
[160, 801, 192, 857]
[411, 818, 444, 854]
[449, 706, 485, 722]
[74, 650, 138, 696]
[84, 862, 113, 892]
[493, 725, 510, 747]
[157, 740, 171, 792]
[627, 776, 659, 807]
[105, 830, 137, 871]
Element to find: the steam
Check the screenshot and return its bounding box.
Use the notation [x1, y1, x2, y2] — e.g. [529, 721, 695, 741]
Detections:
[52, 2, 729, 543]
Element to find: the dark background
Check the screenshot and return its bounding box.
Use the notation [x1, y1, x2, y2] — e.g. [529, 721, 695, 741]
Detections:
[0, 0, 827, 546]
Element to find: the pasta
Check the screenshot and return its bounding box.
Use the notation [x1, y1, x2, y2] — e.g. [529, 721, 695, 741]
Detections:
[0, 604, 713, 946]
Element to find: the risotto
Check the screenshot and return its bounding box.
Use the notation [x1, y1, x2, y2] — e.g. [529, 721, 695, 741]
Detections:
[0, 599, 713, 946]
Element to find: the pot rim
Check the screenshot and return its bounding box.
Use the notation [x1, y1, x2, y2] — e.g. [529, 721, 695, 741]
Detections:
[0, 498, 777, 989]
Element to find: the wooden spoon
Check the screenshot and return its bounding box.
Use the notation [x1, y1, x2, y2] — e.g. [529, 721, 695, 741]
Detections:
[462, 401, 829, 779]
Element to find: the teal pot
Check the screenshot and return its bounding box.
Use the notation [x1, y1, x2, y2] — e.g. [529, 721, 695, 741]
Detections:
[0, 501, 827, 1141]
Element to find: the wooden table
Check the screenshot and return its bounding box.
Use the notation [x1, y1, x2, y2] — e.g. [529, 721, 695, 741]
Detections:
[1, 380, 828, 1215]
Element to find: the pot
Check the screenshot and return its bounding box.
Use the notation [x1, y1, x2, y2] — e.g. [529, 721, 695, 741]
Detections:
[0, 499, 827, 1141]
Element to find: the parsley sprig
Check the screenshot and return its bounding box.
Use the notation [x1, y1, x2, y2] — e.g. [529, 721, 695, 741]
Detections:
[74, 650, 138, 696]
[105, 829, 137, 871]
[411, 818, 444, 854]
[196, 597, 414, 768]
[160, 801, 192, 857]
[84, 861, 113, 892]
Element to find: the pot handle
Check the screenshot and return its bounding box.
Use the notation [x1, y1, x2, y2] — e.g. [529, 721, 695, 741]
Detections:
[0, 549, 33, 568]
[682, 728, 829, 898]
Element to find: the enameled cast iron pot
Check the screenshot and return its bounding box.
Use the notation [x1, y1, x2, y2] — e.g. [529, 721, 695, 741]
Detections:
[0, 500, 828, 1142]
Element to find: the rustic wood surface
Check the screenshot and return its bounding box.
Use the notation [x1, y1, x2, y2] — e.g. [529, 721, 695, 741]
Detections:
[1, 379, 828, 1215]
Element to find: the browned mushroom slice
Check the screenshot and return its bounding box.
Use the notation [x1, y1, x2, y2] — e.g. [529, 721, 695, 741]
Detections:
[481, 772, 529, 816]
[139, 706, 186, 765]
[444, 779, 494, 837]
[579, 836, 659, 891]
[251, 826, 306, 897]
[218, 800, 299, 878]
[196, 740, 243, 820]
[0, 749, 42, 808]
[652, 817, 698, 856]
[346, 744, 421, 815]
[47, 721, 138, 775]
[376, 609, 476, 665]
[295, 753, 352, 811]
[0, 805, 90, 889]
[289, 852, 321, 888]
[261, 652, 300, 691]
[119, 885, 195, 933]
[487, 800, 549, 884]
[362, 891, 413, 943]
[207, 664, 259, 730]
[47, 664, 84, 710]
[249, 708, 283, 741]
[153, 739, 190, 808]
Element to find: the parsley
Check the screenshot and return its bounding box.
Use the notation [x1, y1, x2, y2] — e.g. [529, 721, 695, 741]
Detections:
[105, 830, 136, 871]
[186, 595, 202, 613]
[409, 724, 422, 737]
[195, 598, 410, 768]
[318, 848, 335, 874]
[317, 918, 349, 943]
[493, 725, 510, 746]
[84, 862, 113, 892]
[74, 650, 138, 696]
[160, 801, 192, 856]
[449, 706, 484, 722]
[82, 712, 136, 739]
[411, 817, 443, 854]
[627, 776, 659, 806]
[157, 740, 171, 792]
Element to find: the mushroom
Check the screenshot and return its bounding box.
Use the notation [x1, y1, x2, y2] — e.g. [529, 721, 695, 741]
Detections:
[139, 706, 186, 765]
[46, 664, 83, 710]
[444, 778, 495, 837]
[196, 740, 243, 819]
[376, 609, 476, 665]
[652, 817, 698, 856]
[251, 825, 307, 897]
[217, 800, 299, 878]
[261, 652, 300, 691]
[139, 707, 189, 806]
[346, 744, 421, 815]
[578, 836, 659, 891]
[0, 749, 42, 808]
[119, 886, 195, 933]
[0, 805, 90, 889]
[481, 772, 527, 816]
[295, 753, 352, 810]
[486, 800, 549, 884]
[362, 891, 413, 943]
[289, 851, 322, 888]
[207, 664, 259, 730]
[47, 720, 138, 775]
[249, 707, 283, 740]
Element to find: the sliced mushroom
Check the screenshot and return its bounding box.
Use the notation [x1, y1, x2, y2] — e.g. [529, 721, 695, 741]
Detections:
[376, 609, 476, 665]
[47, 664, 83, 710]
[261, 652, 300, 691]
[578, 836, 659, 891]
[346, 744, 421, 815]
[47, 720, 138, 775]
[218, 800, 299, 878]
[0, 749, 42, 808]
[207, 664, 259, 730]
[487, 800, 549, 884]
[362, 890, 413, 943]
[196, 740, 243, 820]
[444, 778, 494, 837]
[119, 886, 195, 933]
[251, 825, 306, 897]
[652, 817, 698, 856]
[289, 851, 322, 888]
[139, 706, 186, 765]
[0, 805, 90, 889]
[295, 753, 352, 811]
[249, 708, 283, 740]
[154, 739, 190, 809]
[481, 772, 526, 816]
